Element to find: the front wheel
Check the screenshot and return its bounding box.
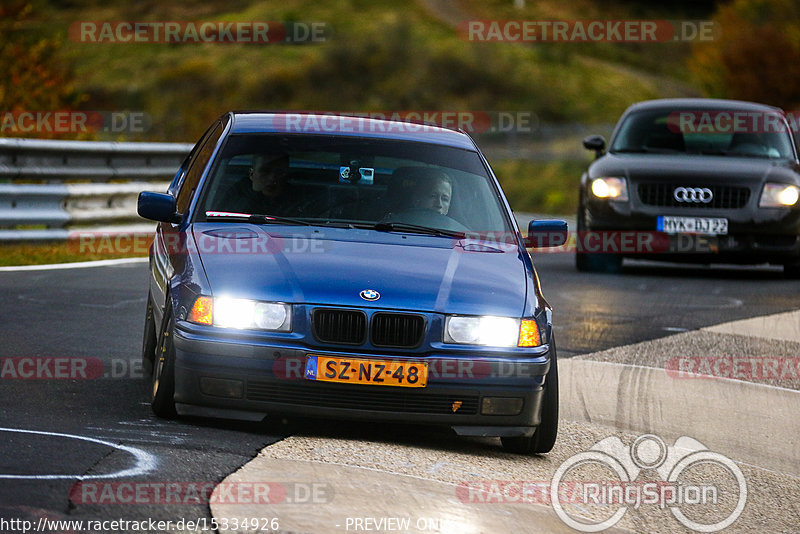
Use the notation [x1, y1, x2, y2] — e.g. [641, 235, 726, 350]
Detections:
[575, 206, 622, 273]
[151, 302, 178, 419]
[501, 337, 559, 454]
[141, 296, 157, 376]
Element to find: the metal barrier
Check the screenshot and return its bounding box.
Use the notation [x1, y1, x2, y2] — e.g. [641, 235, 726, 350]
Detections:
[0, 137, 192, 241]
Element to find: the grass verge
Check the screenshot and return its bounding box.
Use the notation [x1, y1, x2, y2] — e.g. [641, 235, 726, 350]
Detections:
[0, 240, 149, 267]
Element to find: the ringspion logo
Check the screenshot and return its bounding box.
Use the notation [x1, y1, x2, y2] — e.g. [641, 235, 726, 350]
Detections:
[550, 434, 746, 532]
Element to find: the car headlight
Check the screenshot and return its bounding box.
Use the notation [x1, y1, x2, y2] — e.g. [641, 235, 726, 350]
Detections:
[759, 183, 800, 207]
[444, 315, 542, 347]
[591, 177, 629, 201]
[188, 296, 291, 332]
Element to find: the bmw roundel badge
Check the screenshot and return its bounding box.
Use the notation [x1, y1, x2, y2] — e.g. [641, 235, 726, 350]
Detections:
[360, 289, 380, 301]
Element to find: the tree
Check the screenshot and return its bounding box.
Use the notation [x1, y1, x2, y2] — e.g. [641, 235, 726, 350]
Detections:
[0, 2, 85, 138]
[688, 0, 800, 110]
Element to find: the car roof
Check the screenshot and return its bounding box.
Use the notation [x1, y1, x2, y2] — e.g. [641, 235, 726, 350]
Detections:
[227, 112, 477, 150]
[624, 98, 785, 114]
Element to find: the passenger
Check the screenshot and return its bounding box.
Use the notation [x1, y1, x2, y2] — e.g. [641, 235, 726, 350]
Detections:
[411, 169, 453, 215]
[386, 167, 453, 215]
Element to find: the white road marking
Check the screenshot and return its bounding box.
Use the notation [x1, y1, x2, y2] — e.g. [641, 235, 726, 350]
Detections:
[0, 257, 147, 272]
[0, 427, 157, 480]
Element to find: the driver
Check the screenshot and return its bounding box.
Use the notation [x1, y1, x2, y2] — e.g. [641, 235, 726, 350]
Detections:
[218, 154, 297, 215]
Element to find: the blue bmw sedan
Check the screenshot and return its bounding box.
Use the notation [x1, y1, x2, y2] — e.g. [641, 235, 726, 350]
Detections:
[138, 112, 566, 454]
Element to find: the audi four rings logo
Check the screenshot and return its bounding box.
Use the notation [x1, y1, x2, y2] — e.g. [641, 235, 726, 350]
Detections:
[674, 187, 713, 203]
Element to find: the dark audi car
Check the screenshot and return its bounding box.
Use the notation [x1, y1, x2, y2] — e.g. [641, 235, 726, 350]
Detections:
[578, 98, 800, 276]
[137, 112, 567, 454]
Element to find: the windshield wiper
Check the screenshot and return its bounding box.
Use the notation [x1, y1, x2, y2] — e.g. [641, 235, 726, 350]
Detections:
[204, 212, 313, 226]
[614, 146, 682, 154]
[612, 148, 648, 153]
[373, 221, 465, 238]
[693, 149, 777, 159]
[693, 149, 730, 156]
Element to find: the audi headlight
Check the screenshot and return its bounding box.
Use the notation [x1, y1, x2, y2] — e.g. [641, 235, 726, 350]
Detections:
[189, 296, 291, 331]
[444, 316, 542, 347]
[590, 177, 628, 201]
[759, 183, 800, 208]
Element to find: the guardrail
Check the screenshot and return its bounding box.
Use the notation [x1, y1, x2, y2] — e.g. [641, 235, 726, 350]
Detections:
[0, 138, 192, 241]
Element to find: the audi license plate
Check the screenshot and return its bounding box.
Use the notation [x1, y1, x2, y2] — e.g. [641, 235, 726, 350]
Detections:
[658, 216, 728, 235]
[304, 355, 428, 387]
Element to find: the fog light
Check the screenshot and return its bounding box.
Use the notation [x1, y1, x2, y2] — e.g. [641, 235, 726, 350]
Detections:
[481, 397, 524, 416]
[200, 377, 243, 398]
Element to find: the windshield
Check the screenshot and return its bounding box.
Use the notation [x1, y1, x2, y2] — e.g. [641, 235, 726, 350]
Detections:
[610, 109, 796, 159]
[195, 134, 513, 235]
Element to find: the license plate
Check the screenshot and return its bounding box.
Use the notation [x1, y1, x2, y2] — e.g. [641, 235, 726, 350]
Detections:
[305, 355, 428, 388]
[657, 216, 728, 235]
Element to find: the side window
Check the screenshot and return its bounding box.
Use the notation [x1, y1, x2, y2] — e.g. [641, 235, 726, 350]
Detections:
[176, 121, 225, 214]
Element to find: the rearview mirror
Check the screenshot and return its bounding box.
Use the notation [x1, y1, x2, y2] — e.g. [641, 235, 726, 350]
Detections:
[527, 219, 568, 248]
[137, 191, 182, 224]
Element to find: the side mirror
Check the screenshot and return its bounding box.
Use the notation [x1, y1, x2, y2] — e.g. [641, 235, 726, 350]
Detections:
[138, 191, 182, 224]
[527, 219, 568, 248]
[583, 135, 606, 159]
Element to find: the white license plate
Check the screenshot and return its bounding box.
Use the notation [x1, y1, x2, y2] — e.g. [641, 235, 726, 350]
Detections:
[657, 216, 728, 235]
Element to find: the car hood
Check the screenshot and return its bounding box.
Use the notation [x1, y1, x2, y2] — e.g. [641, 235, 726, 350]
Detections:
[191, 224, 529, 317]
[591, 153, 800, 183]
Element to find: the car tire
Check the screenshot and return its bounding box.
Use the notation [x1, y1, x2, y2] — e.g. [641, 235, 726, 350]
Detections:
[501, 337, 559, 454]
[151, 301, 178, 419]
[141, 296, 157, 376]
[576, 252, 623, 273]
[575, 206, 622, 273]
[784, 263, 800, 279]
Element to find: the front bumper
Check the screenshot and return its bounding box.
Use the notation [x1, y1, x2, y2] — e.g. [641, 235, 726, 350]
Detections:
[585, 198, 800, 264]
[171, 322, 551, 437]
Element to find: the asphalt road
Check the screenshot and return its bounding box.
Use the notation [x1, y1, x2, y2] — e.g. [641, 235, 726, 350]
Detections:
[533, 253, 799, 357]
[0, 254, 797, 530]
[0, 261, 284, 528]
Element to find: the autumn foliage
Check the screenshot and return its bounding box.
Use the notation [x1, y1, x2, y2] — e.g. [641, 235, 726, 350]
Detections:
[0, 2, 85, 138]
[689, 0, 800, 110]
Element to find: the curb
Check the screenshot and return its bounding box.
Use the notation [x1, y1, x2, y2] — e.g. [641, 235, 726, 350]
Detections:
[560, 358, 800, 477]
[210, 458, 611, 534]
[702, 309, 800, 343]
